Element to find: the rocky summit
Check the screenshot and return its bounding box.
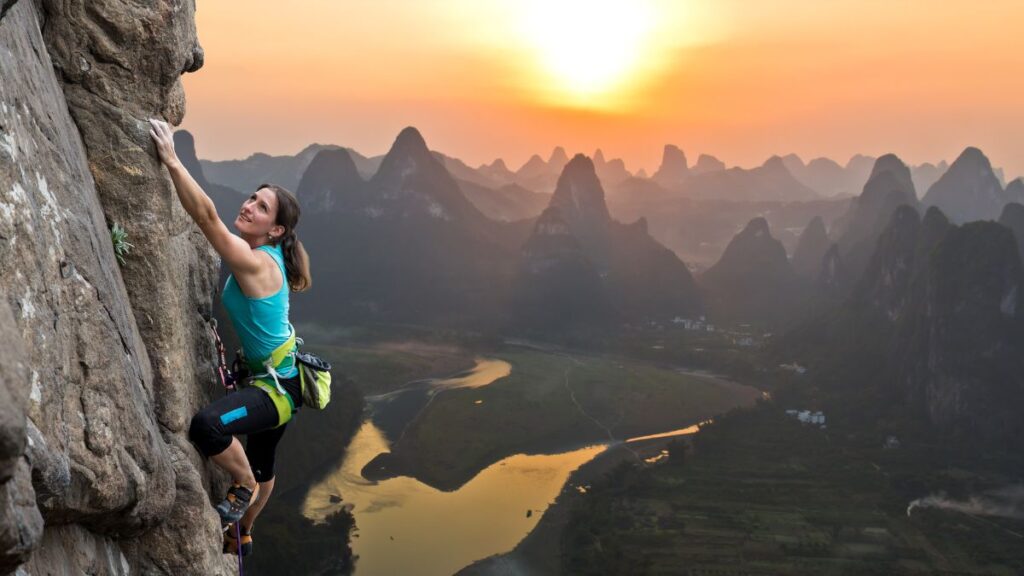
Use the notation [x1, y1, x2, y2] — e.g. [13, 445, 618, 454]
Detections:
[652, 144, 689, 188]
[296, 148, 364, 212]
[922, 147, 1005, 223]
[827, 153, 920, 293]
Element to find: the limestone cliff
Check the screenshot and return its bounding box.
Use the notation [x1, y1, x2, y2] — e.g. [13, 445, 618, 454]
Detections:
[1, 1, 232, 573]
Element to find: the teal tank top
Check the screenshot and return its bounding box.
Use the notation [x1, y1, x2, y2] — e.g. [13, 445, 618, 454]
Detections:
[222, 244, 297, 377]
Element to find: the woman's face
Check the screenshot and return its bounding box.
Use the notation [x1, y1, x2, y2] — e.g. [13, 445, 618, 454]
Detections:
[236, 187, 285, 240]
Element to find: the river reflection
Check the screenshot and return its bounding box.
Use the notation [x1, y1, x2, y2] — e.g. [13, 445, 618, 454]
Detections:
[432, 357, 511, 391]
[303, 420, 605, 576]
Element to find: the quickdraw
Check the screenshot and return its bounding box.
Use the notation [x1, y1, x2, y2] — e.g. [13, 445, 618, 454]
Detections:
[208, 318, 238, 392]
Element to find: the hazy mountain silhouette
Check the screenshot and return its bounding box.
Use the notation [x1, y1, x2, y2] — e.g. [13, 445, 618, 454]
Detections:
[782, 153, 847, 195]
[692, 153, 726, 175]
[295, 127, 517, 326]
[514, 147, 570, 193]
[910, 161, 948, 199]
[700, 217, 807, 327]
[827, 154, 919, 293]
[477, 158, 517, 186]
[174, 130, 246, 218]
[200, 143, 348, 192]
[513, 206, 612, 328]
[295, 148, 364, 211]
[652, 144, 689, 189]
[526, 154, 702, 321]
[922, 147, 1004, 223]
[1005, 178, 1024, 205]
[549, 155, 614, 264]
[592, 148, 633, 188]
[455, 179, 549, 222]
[791, 216, 830, 280]
[682, 155, 819, 201]
[436, 152, 506, 188]
[548, 146, 570, 173]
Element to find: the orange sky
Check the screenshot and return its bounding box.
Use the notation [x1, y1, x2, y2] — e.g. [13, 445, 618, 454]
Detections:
[181, 1, 1024, 179]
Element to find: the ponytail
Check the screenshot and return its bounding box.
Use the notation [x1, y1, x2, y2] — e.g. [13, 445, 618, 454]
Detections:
[281, 231, 312, 292]
[257, 182, 313, 292]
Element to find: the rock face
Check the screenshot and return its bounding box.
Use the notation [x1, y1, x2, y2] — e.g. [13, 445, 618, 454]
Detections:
[898, 222, 1024, 440]
[998, 202, 1024, 264]
[1, 1, 230, 574]
[922, 147, 1005, 223]
[851, 205, 924, 321]
[781, 201, 1024, 444]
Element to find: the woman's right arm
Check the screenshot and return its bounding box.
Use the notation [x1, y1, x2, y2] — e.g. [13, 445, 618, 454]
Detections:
[149, 119, 260, 275]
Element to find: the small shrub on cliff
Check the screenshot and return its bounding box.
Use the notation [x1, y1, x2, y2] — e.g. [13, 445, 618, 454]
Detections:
[110, 223, 133, 265]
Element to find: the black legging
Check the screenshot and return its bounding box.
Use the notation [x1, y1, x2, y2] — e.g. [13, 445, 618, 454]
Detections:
[189, 375, 301, 482]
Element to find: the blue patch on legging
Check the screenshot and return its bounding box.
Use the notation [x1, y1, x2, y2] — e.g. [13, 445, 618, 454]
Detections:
[220, 407, 248, 426]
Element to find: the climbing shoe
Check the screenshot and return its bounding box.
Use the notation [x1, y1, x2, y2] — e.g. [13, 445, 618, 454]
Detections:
[215, 483, 259, 526]
[223, 523, 253, 557]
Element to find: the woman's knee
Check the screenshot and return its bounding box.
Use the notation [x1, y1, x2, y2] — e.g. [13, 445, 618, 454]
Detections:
[189, 409, 230, 456]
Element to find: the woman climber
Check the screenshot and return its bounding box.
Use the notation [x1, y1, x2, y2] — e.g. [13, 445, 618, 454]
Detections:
[149, 118, 312, 557]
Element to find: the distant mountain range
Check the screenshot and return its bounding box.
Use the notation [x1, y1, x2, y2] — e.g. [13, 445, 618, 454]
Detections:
[185, 128, 1022, 333]
[193, 127, 703, 329]
[187, 126, 1024, 445]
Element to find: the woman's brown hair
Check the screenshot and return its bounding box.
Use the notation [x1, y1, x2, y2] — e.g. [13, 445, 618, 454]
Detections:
[258, 183, 312, 292]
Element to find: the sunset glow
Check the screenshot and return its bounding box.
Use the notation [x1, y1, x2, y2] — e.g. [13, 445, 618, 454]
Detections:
[516, 0, 659, 109]
[181, 1, 1024, 177]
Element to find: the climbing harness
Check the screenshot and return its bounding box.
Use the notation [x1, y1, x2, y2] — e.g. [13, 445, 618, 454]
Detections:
[207, 320, 333, 421]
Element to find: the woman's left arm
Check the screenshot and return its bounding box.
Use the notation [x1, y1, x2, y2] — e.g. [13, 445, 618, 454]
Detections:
[149, 119, 217, 225]
[149, 119, 261, 275]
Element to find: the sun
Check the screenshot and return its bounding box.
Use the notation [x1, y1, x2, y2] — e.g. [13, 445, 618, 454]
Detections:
[518, 0, 658, 108]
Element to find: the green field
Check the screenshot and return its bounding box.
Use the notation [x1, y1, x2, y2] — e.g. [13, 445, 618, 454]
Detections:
[375, 347, 762, 491]
[303, 340, 478, 396]
[561, 407, 1024, 575]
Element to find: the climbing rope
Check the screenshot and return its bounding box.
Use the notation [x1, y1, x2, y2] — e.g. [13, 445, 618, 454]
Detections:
[235, 522, 244, 575]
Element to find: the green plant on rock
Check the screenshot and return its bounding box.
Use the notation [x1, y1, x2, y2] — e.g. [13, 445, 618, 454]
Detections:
[110, 223, 134, 266]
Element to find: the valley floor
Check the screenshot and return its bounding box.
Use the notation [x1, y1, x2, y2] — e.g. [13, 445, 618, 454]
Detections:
[556, 406, 1024, 575]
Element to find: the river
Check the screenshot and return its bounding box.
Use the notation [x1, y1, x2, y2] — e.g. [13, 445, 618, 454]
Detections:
[301, 356, 748, 575]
